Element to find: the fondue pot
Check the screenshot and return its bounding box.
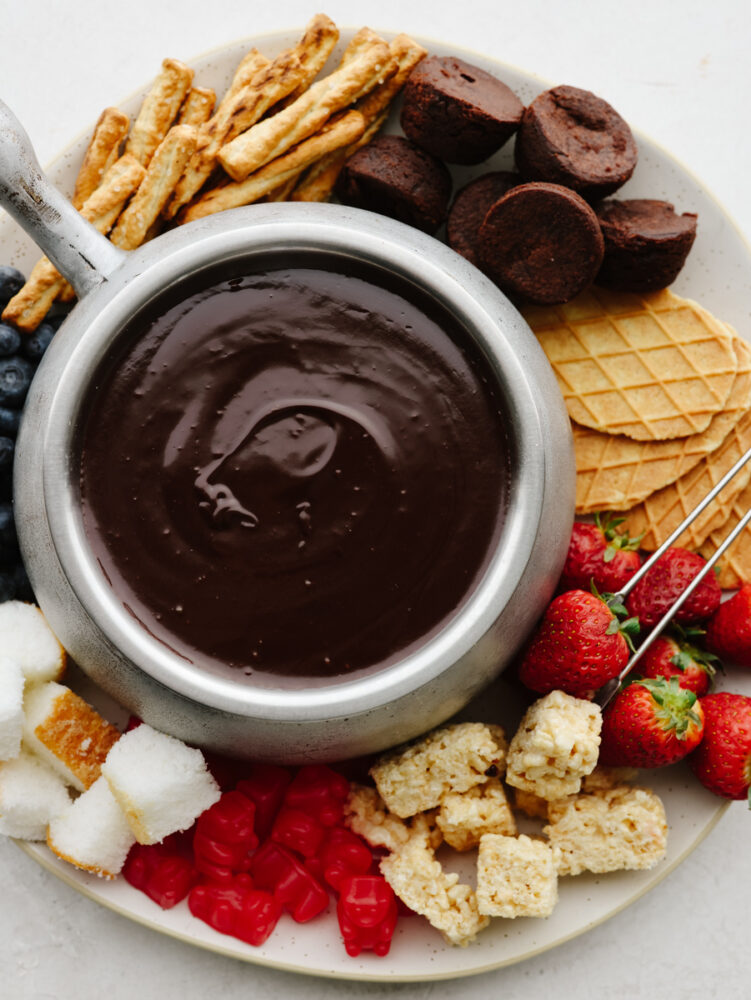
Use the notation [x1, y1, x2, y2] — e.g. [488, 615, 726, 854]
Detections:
[1, 100, 575, 761]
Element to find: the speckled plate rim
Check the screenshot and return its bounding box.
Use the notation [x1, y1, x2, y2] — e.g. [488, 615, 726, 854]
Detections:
[3, 24, 750, 983]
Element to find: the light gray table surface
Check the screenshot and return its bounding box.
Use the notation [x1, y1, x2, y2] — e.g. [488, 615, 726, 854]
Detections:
[1, 1, 750, 997]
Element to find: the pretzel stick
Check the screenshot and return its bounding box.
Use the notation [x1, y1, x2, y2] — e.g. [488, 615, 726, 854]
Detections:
[274, 13, 339, 108]
[221, 48, 270, 106]
[181, 111, 365, 223]
[293, 34, 427, 202]
[110, 125, 197, 249]
[125, 58, 194, 166]
[177, 86, 216, 126]
[164, 15, 337, 219]
[1, 155, 146, 331]
[72, 107, 130, 209]
[219, 39, 393, 182]
[264, 176, 299, 202]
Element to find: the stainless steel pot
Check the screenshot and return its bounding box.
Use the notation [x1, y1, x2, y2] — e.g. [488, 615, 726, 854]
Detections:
[1, 100, 575, 761]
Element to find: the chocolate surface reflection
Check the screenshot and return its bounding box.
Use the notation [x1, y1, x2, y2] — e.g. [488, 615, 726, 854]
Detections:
[79, 267, 509, 685]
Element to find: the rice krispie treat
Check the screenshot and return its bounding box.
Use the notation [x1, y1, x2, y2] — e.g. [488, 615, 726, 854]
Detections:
[344, 783, 442, 852]
[505, 691, 601, 800]
[379, 816, 489, 946]
[512, 786, 550, 821]
[581, 765, 639, 793]
[544, 784, 668, 876]
[436, 776, 516, 851]
[476, 833, 559, 918]
[370, 722, 507, 818]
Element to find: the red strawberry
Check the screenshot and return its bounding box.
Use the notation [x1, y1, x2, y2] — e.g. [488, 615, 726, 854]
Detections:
[705, 585, 751, 668]
[625, 547, 721, 629]
[559, 514, 642, 594]
[639, 626, 720, 697]
[518, 589, 639, 698]
[688, 692, 751, 803]
[600, 676, 705, 768]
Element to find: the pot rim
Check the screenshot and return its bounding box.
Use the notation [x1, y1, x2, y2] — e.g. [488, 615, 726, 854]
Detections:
[31, 204, 553, 721]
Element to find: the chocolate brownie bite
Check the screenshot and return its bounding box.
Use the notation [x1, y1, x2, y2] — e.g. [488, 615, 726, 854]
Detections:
[335, 135, 451, 235]
[515, 86, 637, 201]
[447, 171, 521, 269]
[595, 199, 698, 292]
[400, 55, 524, 165]
[478, 182, 605, 304]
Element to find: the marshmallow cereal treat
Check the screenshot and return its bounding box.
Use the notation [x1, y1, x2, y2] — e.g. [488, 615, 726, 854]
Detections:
[344, 784, 413, 853]
[380, 817, 489, 946]
[101, 724, 220, 844]
[476, 833, 559, 918]
[0, 750, 72, 840]
[544, 784, 668, 876]
[0, 602, 66, 684]
[47, 776, 135, 877]
[23, 682, 121, 791]
[512, 787, 550, 821]
[370, 722, 507, 818]
[436, 776, 516, 851]
[0, 657, 24, 761]
[505, 691, 602, 799]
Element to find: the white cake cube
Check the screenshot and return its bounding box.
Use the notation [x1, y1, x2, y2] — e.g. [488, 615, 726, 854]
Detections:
[0, 602, 66, 683]
[0, 656, 24, 761]
[47, 775, 135, 877]
[101, 724, 220, 844]
[0, 750, 72, 840]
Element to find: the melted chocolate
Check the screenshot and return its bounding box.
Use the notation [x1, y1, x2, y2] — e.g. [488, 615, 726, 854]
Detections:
[79, 266, 509, 686]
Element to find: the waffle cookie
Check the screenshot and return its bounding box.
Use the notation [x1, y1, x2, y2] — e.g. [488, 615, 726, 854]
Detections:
[622, 405, 751, 551]
[699, 478, 751, 588]
[573, 336, 751, 513]
[524, 288, 738, 441]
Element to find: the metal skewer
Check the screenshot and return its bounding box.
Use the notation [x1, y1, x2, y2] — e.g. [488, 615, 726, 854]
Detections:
[596, 442, 751, 708]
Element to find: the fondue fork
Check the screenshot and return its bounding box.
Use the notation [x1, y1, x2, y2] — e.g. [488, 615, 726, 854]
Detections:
[597, 443, 751, 708]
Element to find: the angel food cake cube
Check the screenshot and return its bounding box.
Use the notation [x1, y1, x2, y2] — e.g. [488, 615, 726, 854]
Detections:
[101, 724, 220, 844]
[476, 833, 558, 918]
[370, 722, 507, 818]
[544, 784, 668, 876]
[47, 775, 135, 877]
[505, 691, 602, 800]
[0, 602, 66, 684]
[436, 776, 516, 851]
[0, 657, 24, 761]
[0, 750, 72, 840]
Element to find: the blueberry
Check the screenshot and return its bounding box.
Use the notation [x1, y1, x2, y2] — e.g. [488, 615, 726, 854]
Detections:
[0, 501, 18, 566]
[22, 322, 55, 364]
[0, 266, 25, 308]
[0, 356, 33, 407]
[0, 323, 21, 358]
[13, 562, 34, 602]
[0, 407, 20, 438]
[0, 436, 13, 473]
[0, 472, 10, 502]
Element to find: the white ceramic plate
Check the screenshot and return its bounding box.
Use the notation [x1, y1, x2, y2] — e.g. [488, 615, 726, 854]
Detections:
[3, 26, 751, 984]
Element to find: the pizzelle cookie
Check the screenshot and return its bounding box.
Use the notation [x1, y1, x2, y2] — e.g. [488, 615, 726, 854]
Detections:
[524, 288, 738, 441]
[573, 335, 751, 513]
[699, 478, 751, 588]
[621, 405, 751, 551]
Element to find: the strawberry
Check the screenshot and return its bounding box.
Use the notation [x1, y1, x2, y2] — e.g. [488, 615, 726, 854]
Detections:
[518, 589, 639, 698]
[559, 514, 642, 594]
[639, 625, 720, 697]
[625, 547, 721, 629]
[599, 676, 705, 768]
[688, 692, 751, 804]
[705, 585, 751, 668]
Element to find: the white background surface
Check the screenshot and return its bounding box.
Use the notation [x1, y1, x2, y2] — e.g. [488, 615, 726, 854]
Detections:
[1, 0, 751, 997]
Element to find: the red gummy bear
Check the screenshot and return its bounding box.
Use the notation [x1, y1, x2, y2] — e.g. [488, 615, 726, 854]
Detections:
[123, 835, 198, 909]
[236, 764, 292, 840]
[193, 790, 259, 882]
[271, 806, 326, 859]
[337, 875, 398, 957]
[188, 874, 281, 947]
[315, 826, 373, 893]
[250, 840, 329, 923]
[284, 765, 350, 827]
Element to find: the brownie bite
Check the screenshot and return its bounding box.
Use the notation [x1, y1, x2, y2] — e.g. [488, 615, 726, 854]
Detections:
[478, 182, 605, 304]
[515, 85, 637, 201]
[595, 199, 698, 292]
[447, 171, 521, 269]
[335, 135, 451, 234]
[400, 55, 524, 164]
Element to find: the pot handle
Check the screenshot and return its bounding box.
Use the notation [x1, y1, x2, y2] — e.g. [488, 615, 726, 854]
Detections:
[0, 99, 125, 298]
